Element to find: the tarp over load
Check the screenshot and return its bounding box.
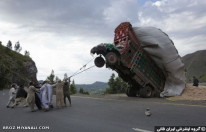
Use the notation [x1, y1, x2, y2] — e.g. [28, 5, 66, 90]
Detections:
[133, 27, 186, 97]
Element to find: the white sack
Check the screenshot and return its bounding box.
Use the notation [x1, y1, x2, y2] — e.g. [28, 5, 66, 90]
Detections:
[133, 27, 186, 97]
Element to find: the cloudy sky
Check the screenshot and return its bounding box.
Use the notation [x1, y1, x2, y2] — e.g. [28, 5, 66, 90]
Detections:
[0, 0, 206, 84]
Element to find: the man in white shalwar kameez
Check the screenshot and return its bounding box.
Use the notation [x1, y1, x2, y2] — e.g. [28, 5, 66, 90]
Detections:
[40, 80, 52, 111]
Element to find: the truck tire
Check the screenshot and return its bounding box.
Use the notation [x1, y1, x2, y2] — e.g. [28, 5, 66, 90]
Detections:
[94, 56, 105, 68]
[139, 85, 153, 98]
[105, 52, 118, 65]
[126, 86, 137, 97]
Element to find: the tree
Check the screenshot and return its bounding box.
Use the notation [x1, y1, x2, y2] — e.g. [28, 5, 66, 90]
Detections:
[79, 87, 84, 93]
[79, 87, 89, 95]
[24, 50, 30, 56]
[6, 40, 12, 50]
[107, 73, 116, 94]
[0, 41, 2, 45]
[55, 76, 60, 83]
[106, 73, 128, 94]
[19, 47, 22, 53]
[64, 73, 68, 80]
[83, 91, 89, 95]
[47, 70, 55, 84]
[115, 77, 127, 93]
[14, 41, 22, 52]
[70, 80, 77, 94]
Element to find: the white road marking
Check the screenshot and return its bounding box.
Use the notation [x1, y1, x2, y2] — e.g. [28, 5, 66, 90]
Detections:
[132, 128, 152, 132]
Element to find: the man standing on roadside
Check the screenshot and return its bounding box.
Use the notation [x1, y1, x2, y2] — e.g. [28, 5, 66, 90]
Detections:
[193, 76, 199, 87]
[63, 78, 72, 107]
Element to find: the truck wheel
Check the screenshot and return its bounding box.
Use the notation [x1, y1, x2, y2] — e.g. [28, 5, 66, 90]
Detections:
[105, 52, 118, 65]
[139, 86, 153, 98]
[126, 86, 137, 97]
[94, 56, 105, 68]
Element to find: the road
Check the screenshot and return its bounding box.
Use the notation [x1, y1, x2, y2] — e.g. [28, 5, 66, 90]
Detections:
[0, 90, 206, 132]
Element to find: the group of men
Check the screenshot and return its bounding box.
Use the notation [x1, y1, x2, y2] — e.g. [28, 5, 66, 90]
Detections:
[6, 78, 72, 112]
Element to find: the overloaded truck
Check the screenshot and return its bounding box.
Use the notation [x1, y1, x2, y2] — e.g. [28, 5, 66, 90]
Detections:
[91, 22, 166, 97]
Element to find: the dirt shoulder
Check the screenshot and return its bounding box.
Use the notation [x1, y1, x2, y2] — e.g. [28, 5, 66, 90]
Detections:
[168, 84, 206, 101]
[72, 84, 206, 106]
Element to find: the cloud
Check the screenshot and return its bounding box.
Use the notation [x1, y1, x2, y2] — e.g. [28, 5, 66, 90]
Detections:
[0, 0, 205, 83]
[0, 0, 112, 38]
[103, 0, 139, 26]
[137, 0, 206, 56]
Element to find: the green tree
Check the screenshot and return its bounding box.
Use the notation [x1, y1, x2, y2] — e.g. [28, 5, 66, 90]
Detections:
[70, 80, 77, 94]
[24, 50, 30, 56]
[14, 41, 22, 52]
[83, 91, 89, 95]
[106, 73, 127, 94]
[55, 76, 60, 83]
[6, 40, 12, 50]
[47, 70, 55, 84]
[79, 87, 84, 93]
[64, 73, 68, 80]
[115, 77, 127, 93]
[108, 73, 115, 93]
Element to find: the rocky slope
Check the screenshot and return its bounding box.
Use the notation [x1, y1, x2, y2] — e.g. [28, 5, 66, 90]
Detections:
[182, 50, 206, 82]
[0, 44, 37, 89]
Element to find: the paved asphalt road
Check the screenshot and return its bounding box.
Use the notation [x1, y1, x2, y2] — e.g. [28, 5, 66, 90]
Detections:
[0, 90, 206, 132]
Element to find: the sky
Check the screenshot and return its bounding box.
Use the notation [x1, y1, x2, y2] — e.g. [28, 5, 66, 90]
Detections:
[0, 0, 206, 84]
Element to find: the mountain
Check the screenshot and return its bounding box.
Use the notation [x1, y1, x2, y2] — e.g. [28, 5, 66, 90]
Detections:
[182, 50, 206, 82]
[76, 81, 108, 94]
[0, 44, 37, 89]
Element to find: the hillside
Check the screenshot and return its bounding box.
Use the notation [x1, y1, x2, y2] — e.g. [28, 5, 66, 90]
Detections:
[182, 50, 206, 82]
[0, 44, 37, 89]
[76, 81, 108, 94]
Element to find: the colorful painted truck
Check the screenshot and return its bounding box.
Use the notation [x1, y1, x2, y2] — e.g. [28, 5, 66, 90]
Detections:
[91, 22, 166, 97]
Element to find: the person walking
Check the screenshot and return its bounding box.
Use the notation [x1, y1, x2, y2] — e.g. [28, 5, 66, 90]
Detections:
[11, 84, 27, 108]
[6, 84, 17, 108]
[63, 78, 72, 107]
[26, 82, 39, 112]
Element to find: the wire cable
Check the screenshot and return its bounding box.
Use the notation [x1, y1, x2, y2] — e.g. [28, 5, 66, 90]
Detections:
[69, 65, 95, 78]
[70, 57, 94, 77]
